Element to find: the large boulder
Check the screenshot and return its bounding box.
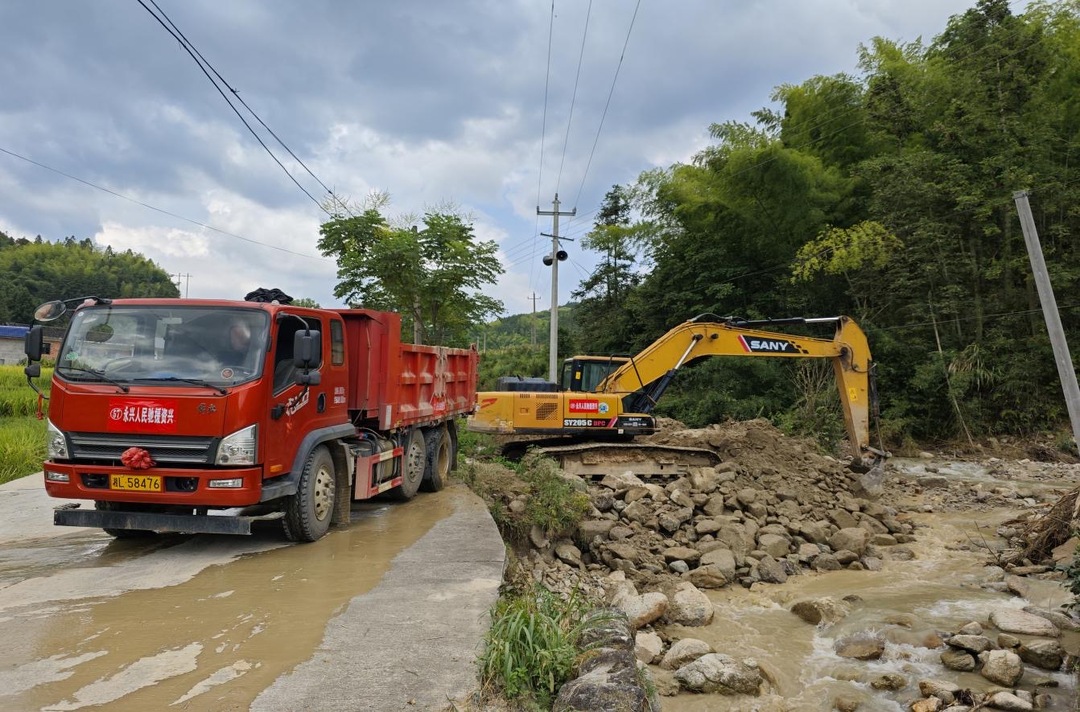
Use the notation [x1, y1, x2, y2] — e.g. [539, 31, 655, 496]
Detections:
[674, 653, 763, 695]
[668, 582, 714, 627]
[634, 631, 663, 664]
[1018, 639, 1064, 671]
[658, 507, 694, 533]
[946, 634, 992, 654]
[662, 546, 702, 565]
[600, 472, 647, 493]
[554, 611, 657, 712]
[660, 637, 712, 670]
[554, 653, 652, 712]
[716, 524, 755, 558]
[939, 648, 976, 671]
[829, 527, 870, 556]
[790, 597, 850, 626]
[700, 548, 737, 580]
[757, 533, 791, 558]
[990, 609, 1060, 637]
[834, 632, 885, 660]
[985, 691, 1034, 712]
[617, 592, 669, 630]
[918, 679, 961, 704]
[687, 565, 730, 590]
[978, 649, 1024, 686]
[755, 556, 788, 584]
[578, 519, 617, 542]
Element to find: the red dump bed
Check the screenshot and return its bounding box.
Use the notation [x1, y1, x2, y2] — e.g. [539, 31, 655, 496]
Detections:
[335, 309, 478, 430]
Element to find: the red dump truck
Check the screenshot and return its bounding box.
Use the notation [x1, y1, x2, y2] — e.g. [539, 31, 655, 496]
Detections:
[22, 296, 478, 542]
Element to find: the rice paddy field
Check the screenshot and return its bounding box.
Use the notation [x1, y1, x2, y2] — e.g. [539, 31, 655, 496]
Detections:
[0, 365, 51, 483]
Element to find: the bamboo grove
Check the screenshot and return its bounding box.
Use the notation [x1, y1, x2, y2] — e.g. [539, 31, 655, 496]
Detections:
[557, 0, 1080, 446]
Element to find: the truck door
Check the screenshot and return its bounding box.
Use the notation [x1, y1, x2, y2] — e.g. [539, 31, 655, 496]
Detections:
[262, 313, 350, 482]
[263, 314, 322, 479]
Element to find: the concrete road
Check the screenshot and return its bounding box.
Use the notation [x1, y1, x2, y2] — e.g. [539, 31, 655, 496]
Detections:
[0, 474, 505, 711]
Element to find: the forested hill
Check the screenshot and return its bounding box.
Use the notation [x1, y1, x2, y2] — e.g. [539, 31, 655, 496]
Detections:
[0, 233, 178, 323]
[486, 0, 1080, 446]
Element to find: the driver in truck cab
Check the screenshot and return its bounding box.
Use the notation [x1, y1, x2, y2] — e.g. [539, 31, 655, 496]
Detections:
[218, 318, 253, 371]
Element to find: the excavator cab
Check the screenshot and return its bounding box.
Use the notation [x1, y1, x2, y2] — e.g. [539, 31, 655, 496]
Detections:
[560, 356, 629, 392]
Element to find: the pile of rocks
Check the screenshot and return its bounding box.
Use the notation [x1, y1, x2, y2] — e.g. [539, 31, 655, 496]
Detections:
[552, 436, 918, 597]
[833, 606, 1074, 711]
[494, 420, 1080, 708]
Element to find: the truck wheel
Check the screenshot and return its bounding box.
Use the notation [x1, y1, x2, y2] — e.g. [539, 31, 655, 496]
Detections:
[421, 426, 451, 492]
[95, 501, 156, 538]
[391, 429, 425, 501]
[283, 445, 336, 542]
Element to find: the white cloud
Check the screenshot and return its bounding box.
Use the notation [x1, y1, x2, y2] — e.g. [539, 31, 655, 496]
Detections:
[0, 0, 1016, 321]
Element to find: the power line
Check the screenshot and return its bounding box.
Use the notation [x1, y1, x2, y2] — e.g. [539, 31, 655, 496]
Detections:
[0, 144, 331, 261]
[519, 4, 1047, 294]
[136, 0, 333, 217]
[146, 0, 354, 218]
[569, 0, 642, 213]
[555, 0, 592, 196]
[531, 0, 557, 295]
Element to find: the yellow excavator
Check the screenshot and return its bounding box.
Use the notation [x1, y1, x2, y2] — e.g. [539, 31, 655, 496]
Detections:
[468, 314, 887, 479]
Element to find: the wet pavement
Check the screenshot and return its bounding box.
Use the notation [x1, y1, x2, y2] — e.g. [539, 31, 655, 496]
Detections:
[0, 474, 505, 711]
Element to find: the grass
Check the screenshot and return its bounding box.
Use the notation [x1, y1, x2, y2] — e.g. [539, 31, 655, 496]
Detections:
[456, 438, 605, 709]
[0, 415, 46, 484]
[0, 365, 51, 483]
[478, 585, 596, 711]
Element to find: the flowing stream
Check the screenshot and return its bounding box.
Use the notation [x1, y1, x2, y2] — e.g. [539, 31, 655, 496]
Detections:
[660, 459, 1080, 711]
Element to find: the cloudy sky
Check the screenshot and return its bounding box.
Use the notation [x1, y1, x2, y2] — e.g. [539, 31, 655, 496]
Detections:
[0, 0, 1017, 318]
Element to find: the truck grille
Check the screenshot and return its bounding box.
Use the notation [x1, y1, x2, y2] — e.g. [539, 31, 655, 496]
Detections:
[67, 433, 218, 465]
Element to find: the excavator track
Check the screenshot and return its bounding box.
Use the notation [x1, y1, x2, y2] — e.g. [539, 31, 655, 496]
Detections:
[501, 438, 721, 480]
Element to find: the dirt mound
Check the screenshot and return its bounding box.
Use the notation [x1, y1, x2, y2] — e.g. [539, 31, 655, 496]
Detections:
[643, 418, 864, 507]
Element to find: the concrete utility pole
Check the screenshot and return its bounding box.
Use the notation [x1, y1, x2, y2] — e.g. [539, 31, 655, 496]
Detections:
[527, 292, 541, 347]
[538, 194, 575, 382]
[1014, 190, 1080, 451]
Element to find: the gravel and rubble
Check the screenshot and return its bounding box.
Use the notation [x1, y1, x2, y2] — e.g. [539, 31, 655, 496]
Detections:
[482, 418, 1080, 709]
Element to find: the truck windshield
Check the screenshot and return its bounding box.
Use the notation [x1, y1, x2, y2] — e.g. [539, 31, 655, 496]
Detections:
[55, 306, 269, 388]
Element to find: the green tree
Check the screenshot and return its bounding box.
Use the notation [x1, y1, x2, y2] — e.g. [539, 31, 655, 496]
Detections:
[571, 186, 643, 355]
[318, 209, 504, 346]
[0, 236, 178, 323]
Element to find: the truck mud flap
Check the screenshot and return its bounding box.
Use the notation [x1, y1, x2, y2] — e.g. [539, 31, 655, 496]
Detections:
[54, 507, 284, 536]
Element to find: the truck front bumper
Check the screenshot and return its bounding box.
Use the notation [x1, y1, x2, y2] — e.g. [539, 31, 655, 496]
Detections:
[53, 506, 284, 535]
[42, 461, 264, 508]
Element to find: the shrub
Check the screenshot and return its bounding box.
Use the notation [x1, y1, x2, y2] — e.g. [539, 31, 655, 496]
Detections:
[518, 452, 590, 539]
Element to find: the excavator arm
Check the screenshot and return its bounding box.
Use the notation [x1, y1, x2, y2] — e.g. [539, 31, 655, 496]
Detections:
[596, 315, 881, 468]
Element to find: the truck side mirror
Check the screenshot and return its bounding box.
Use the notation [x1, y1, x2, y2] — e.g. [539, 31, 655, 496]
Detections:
[24, 325, 44, 362]
[293, 330, 322, 369]
[33, 300, 67, 322]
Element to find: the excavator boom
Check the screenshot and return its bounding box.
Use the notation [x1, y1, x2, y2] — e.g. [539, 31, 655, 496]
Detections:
[468, 314, 883, 470]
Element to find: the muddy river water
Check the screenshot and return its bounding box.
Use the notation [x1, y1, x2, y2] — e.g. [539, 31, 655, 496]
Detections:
[0, 487, 457, 711]
[662, 458, 1080, 711]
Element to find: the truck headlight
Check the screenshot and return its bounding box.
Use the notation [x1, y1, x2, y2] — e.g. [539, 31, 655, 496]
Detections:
[46, 419, 70, 460]
[217, 424, 257, 466]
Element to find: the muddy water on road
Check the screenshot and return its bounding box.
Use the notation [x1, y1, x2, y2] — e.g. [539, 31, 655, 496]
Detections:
[662, 476, 1079, 711]
[0, 491, 457, 711]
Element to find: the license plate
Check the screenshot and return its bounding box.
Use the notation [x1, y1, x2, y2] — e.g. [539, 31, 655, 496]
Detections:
[109, 474, 162, 492]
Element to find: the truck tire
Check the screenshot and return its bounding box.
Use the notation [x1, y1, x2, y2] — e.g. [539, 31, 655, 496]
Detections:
[391, 429, 425, 501]
[421, 426, 451, 492]
[283, 445, 336, 542]
[95, 501, 157, 538]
